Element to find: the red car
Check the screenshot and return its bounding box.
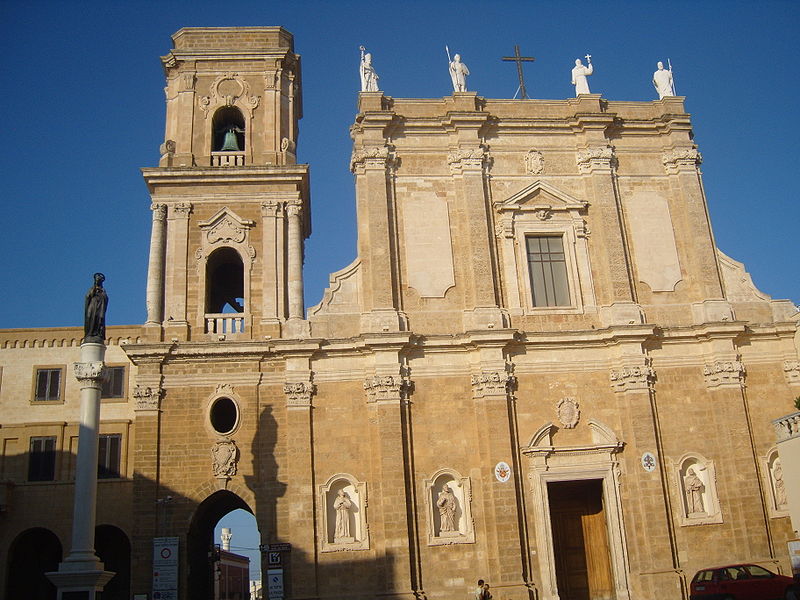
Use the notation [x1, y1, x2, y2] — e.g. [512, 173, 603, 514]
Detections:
[690, 563, 796, 600]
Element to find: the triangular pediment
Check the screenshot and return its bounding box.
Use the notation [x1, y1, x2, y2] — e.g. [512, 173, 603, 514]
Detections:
[495, 181, 588, 213]
[197, 208, 255, 245]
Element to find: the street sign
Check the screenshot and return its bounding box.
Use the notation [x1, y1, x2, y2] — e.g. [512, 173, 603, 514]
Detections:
[267, 568, 284, 599]
[268, 551, 282, 566]
[153, 536, 179, 599]
[269, 542, 291, 552]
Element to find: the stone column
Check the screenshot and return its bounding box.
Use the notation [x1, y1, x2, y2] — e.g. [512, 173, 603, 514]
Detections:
[662, 148, 724, 299]
[260, 200, 285, 326]
[609, 344, 682, 600]
[164, 202, 192, 338]
[282, 347, 317, 598]
[469, 332, 530, 600]
[47, 342, 114, 598]
[145, 203, 167, 326]
[363, 339, 418, 598]
[286, 201, 305, 320]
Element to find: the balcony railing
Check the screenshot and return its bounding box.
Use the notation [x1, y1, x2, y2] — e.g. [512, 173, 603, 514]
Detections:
[773, 411, 800, 441]
[211, 151, 245, 167]
[205, 313, 247, 335]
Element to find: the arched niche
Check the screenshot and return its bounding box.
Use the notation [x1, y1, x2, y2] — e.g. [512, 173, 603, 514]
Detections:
[763, 448, 788, 518]
[674, 453, 722, 526]
[424, 468, 474, 545]
[212, 106, 246, 152]
[318, 473, 368, 552]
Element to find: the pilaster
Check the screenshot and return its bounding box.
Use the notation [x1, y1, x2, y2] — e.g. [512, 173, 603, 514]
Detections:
[164, 202, 192, 340]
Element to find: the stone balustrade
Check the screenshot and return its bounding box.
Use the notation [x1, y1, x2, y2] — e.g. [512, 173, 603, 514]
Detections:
[773, 410, 800, 441]
[205, 313, 247, 335]
[211, 151, 245, 167]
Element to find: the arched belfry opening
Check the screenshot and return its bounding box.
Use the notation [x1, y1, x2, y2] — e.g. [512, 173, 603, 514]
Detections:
[212, 106, 245, 153]
[206, 247, 245, 315]
[187, 490, 257, 600]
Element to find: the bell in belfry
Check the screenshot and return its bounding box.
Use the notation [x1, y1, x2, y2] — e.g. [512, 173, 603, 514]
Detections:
[220, 125, 244, 151]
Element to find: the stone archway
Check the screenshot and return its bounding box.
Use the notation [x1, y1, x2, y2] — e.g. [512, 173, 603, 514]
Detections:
[95, 524, 131, 600]
[523, 420, 631, 600]
[5, 527, 62, 600]
[187, 490, 255, 600]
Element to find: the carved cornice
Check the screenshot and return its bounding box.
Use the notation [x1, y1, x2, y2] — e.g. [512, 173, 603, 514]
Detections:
[447, 147, 488, 173]
[662, 148, 702, 174]
[610, 365, 655, 393]
[576, 146, 615, 173]
[284, 381, 315, 407]
[350, 146, 395, 172]
[364, 375, 409, 403]
[133, 384, 163, 411]
[783, 360, 800, 386]
[471, 371, 515, 398]
[703, 360, 745, 389]
[73, 361, 106, 384]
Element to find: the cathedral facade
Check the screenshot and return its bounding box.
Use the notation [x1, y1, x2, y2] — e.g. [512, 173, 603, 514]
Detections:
[1, 27, 798, 600]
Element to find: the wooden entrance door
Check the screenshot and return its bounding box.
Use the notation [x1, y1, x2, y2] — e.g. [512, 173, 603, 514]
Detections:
[548, 479, 614, 600]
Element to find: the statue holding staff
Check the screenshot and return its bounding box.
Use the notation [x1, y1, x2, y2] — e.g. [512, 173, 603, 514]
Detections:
[83, 272, 108, 344]
[447, 46, 470, 92]
[571, 54, 593, 95]
[359, 45, 380, 92]
[653, 60, 676, 99]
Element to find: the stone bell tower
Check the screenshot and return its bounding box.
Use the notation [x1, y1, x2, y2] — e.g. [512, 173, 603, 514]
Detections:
[141, 27, 310, 341]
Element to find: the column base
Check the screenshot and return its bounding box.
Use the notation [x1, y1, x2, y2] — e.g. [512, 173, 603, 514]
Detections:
[46, 567, 115, 600]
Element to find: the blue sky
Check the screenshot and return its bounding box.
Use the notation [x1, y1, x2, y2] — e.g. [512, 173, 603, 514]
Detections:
[3, 0, 797, 583]
[0, 1, 798, 330]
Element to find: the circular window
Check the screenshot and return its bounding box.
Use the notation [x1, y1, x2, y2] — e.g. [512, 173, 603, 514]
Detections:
[210, 397, 238, 434]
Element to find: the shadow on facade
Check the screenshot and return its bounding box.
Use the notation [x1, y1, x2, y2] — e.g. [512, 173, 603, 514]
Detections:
[0, 404, 396, 600]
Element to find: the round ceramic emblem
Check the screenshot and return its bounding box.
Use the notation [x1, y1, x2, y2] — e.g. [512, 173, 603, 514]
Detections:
[641, 452, 657, 472]
[494, 461, 511, 483]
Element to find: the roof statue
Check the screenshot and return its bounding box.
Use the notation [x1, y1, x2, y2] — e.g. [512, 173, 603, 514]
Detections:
[359, 45, 380, 92]
[571, 54, 593, 95]
[653, 60, 676, 98]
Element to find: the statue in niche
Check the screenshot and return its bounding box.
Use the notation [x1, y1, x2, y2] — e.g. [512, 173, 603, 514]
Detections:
[436, 484, 457, 535]
[333, 489, 353, 542]
[571, 55, 593, 95]
[652, 61, 675, 98]
[83, 272, 108, 344]
[774, 461, 787, 508]
[684, 468, 705, 514]
[359, 46, 380, 92]
[449, 53, 470, 92]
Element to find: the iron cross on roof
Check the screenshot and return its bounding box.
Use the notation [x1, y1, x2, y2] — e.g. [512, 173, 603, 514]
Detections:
[502, 45, 535, 99]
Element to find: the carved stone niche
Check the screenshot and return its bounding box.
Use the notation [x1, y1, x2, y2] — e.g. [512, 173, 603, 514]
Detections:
[424, 469, 475, 546]
[318, 474, 369, 552]
[673, 454, 722, 526]
[763, 449, 789, 518]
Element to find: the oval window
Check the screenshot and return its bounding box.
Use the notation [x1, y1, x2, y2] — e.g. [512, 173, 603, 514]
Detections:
[210, 397, 238, 434]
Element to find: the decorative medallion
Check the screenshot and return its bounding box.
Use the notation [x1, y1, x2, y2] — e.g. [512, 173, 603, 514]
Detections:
[641, 452, 657, 472]
[211, 439, 239, 479]
[556, 397, 580, 429]
[494, 461, 511, 483]
[525, 149, 544, 175]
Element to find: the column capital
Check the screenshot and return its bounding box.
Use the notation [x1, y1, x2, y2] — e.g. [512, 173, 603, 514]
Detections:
[284, 381, 315, 408]
[171, 202, 193, 217]
[350, 145, 396, 172]
[73, 362, 106, 387]
[609, 363, 655, 393]
[447, 146, 489, 174]
[150, 203, 167, 219]
[133, 384, 163, 412]
[662, 147, 702, 174]
[364, 374, 410, 403]
[703, 359, 745, 389]
[576, 145, 616, 174]
[471, 370, 515, 398]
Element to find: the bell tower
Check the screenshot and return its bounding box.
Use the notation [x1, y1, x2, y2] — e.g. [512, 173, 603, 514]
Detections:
[141, 27, 310, 341]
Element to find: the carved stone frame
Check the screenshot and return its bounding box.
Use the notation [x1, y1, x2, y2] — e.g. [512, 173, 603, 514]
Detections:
[318, 473, 369, 552]
[204, 383, 242, 438]
[495, 181, 595, 316]
[423, 468, 475, 546]
[195, 208, 256, 334]
[522, 420, 631, 600]
[673, 453, 723, 526]
[763, 448, 789, 518]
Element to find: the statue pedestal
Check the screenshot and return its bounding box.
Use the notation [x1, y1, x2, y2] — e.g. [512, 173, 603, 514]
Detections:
[46, 568, 115, 600]
[333, 536, 355, 544]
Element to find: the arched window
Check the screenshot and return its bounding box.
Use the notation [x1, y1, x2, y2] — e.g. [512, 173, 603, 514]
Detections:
[206, 247, 245, 314]
[212, 107, 245, 152]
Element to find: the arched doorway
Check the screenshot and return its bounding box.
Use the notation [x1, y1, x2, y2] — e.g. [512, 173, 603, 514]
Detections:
[95, 525, 131, 600]
[6, 528, 62, 600]
[188, 490, 257, 600]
